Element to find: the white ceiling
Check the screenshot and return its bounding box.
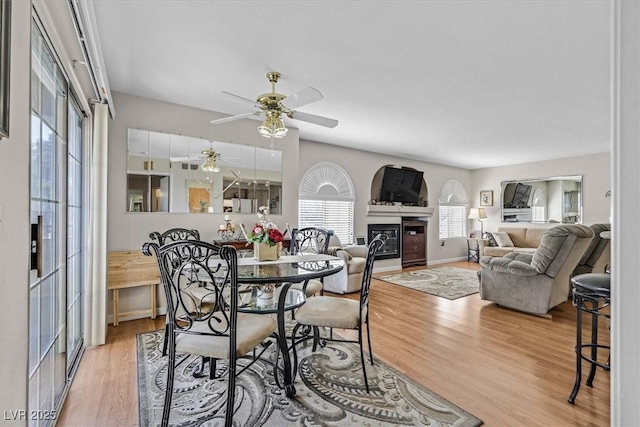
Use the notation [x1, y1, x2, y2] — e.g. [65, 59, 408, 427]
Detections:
[92, 0, 612, 170]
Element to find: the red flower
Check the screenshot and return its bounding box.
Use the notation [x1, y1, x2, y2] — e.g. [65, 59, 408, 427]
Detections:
[268, 228, 284, 243]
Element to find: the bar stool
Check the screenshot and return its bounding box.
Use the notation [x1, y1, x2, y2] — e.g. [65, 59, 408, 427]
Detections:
[568, 273, 610, 404]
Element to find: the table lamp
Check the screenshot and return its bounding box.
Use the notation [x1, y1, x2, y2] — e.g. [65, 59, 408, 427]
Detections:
[468, 208, 487, 236]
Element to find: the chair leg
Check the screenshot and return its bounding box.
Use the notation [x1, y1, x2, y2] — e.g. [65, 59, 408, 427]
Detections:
[312, 326, 320, 352]
[162, 323, 169, 356]
[161, 337, 176, 427]
[366, 317, 374, 366]
[225, 354, 237, 426]
[291, 323, 303, 381]
[210, 359, 217, 380]
[358, 327, 370, 393]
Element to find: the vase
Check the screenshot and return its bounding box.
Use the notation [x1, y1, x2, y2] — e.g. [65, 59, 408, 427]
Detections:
[254, 242, 280, 261]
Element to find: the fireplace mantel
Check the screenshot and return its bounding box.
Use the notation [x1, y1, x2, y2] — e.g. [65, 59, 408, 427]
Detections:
[366, 205, 434, 217]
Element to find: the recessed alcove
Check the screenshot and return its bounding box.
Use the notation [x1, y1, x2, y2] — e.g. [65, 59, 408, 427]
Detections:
[367, 165, 433, 217]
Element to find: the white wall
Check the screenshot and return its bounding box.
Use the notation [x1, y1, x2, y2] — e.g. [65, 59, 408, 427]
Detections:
[469, 152, 611, 232]
[107, 91, 300, 250]
[107, 94, 612, 319]
[106, 92, 300, 318]
[299, 140, 473, 268]
[0, 2, 32, 419]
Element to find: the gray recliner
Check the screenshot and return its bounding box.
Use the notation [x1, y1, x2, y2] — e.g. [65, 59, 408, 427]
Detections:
[479, 224, 594, 315]
[572, 223, 611, 276]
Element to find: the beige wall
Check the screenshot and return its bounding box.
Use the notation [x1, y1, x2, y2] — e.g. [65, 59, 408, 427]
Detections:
[469, 152, 611, 232]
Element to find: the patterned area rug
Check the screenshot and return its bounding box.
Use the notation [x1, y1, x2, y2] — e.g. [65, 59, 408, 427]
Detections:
[137, 330, 483, 426]
[376, 267, 480, 300]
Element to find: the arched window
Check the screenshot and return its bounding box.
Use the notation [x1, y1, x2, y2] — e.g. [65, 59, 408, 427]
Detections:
[531, 188, 546, 222]
[298, 162, 355, 244]
[439, 179, 468, 239]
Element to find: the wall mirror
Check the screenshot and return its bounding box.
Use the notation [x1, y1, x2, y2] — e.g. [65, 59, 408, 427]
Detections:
[126, 129, 283, 214]
[500, 175, 582, 224]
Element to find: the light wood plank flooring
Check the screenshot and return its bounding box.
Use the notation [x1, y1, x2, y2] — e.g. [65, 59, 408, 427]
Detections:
[57, 261, 610, 426]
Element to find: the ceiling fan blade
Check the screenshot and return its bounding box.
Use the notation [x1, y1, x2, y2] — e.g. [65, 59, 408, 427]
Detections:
[289, 110, 338, 128]
[219, 91, 261, 108]
[281, 87, 324, 110]
[210, 112, 260, 125]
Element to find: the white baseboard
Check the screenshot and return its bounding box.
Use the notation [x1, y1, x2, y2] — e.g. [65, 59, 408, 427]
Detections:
[372, 265, 402, 274]
[372, 256, 471, 274]
[427, 256, 470, 265]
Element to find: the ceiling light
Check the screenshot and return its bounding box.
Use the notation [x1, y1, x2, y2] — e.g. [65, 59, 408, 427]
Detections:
[201, 149, 220, 172]
[258, 111, 287, 138]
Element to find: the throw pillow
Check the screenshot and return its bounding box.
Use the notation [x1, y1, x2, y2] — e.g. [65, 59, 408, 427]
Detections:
[484, 232, 498, 247]
[492, 231, 515, 248]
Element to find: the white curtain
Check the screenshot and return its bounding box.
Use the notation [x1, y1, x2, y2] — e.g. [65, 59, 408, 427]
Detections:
[84, 103, 109, 346]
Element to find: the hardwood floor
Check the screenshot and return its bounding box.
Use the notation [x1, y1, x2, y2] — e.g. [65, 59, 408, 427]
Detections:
[57, 261, 610, 426]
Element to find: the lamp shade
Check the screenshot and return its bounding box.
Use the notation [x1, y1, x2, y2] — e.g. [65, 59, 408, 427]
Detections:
[468, 208, 487, 220]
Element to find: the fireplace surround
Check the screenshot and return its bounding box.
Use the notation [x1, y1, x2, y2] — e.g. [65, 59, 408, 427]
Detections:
[367, 223, 400, 260]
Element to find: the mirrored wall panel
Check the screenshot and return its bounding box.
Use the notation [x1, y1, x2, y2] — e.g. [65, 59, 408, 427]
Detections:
[127, 129, 283, 214]
[500, 175, 582, 224]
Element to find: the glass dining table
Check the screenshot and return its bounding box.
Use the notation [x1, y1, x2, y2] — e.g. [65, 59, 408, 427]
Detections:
[210, 253, 345, 397]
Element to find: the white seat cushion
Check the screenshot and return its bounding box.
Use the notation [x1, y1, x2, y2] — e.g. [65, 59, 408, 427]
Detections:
[175, 312, 276, 359]
[295, 296, 363, 329]
[290, 279, 323, 297]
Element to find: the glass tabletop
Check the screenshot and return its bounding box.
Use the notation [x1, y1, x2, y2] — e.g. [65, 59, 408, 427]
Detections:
[236, 257, 345, 284]
[237, 286, 306, 315]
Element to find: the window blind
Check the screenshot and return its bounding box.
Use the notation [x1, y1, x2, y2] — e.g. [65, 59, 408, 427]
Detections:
[439, 205, 468, 239]
[298, 199, 354, 245]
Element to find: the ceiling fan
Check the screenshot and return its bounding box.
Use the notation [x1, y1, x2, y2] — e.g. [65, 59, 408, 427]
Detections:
[210, 71, 339, 138]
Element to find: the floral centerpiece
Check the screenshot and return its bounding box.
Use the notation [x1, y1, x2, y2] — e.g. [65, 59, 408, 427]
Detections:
[247, 206, 285, 261]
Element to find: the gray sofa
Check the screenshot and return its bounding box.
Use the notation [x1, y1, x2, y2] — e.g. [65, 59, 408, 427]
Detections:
[479, 224, 594, 315]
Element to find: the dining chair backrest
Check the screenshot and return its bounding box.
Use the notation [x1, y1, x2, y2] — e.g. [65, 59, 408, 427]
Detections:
[290, 227, 334, 255]
[142, 240, 231, 332]
[359, 234, 387, 312]
[149, 228, 201, 246]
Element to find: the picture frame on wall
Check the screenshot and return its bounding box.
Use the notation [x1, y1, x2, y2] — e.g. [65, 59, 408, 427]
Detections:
[480, 190, 493, 206]
[0, 0, 11, 140]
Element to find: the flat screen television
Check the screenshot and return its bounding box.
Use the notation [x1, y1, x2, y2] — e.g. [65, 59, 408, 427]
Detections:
[378, 167, 423, 204]
[503, 182, 532, 208]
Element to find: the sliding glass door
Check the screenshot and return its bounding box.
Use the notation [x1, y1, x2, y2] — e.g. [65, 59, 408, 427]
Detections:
[30, 20, 85, 425]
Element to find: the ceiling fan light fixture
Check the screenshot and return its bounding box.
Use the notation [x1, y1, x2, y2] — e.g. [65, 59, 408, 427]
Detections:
[258, 116, 287, 138]
[201, 149, 220, 172]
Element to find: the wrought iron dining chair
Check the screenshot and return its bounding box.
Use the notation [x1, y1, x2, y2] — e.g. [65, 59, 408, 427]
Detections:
[149, 227, 200, 245]
[142, 241, 276, 427]
[289, 227, 334, 296]
[290, 234, 386, 393]
[149, 227, 202, 356]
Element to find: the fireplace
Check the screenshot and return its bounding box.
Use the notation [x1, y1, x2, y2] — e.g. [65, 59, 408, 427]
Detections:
[367, 223, 400, 259]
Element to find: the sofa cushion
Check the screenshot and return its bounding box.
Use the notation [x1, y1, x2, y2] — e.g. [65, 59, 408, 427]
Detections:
[483, 246, 518, 257]
[492, 231, 514, 247]
[497, 227, 545, 249]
